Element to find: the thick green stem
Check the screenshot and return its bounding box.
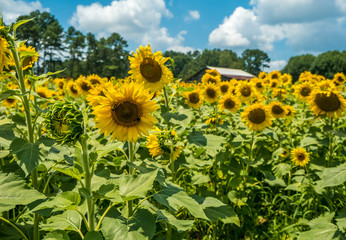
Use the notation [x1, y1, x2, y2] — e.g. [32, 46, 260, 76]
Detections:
[328, 118, 334, 167]
[249, 131, 256, 162]
[170, 145, 175, 182]
[0, 217, 28, 240]
[127, 141, 136, 218]
[163, 85, 170, 108]
[80, 137, 95, 231]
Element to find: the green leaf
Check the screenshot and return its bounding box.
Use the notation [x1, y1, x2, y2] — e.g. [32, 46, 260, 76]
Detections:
[300, 136, 319, 147]
[84, 231, 103, 240]
[263, 171, 286, 187]
[41, 210, 82, 232]
[153, 186, 208, 220]
[156, 210, 194, 232]
[52, 165, 84, 181]
[31, 191, 81, 212]
[0, 123, 16, 141]
[13, 18, 35, 33]
[298, 212, 337, 240]
[0, 89, 21, 101]
[336, 207, 346, 233]
[10, 138, 42, 175]
[0, 172, 45, 213]
[101, 208, 156, 240]
[320, 163, 346, 188]
[43, 230, 70, 240]
[117, 169, 159, 201]
[193, 196, 240, 225]
[187, 131, 226, 156]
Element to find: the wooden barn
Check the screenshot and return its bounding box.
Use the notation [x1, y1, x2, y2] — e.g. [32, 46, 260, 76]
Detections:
[185, 66, 255, 82]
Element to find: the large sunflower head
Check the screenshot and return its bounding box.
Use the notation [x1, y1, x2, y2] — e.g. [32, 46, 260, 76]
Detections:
[291, 147, 310, 167]
[92, 81, 159, 142]
[218, 93, 241, 113]
[201, 73, 221, 85]
[269, 101, 287, 118]
[202, 82, 221, 103]
[67, 81, 80, 98]
[241, 103, 273, 131]
[36, 86, 52, 99]
[236, 81, 257, 102]
[308, 89, 346, 118]
[183, 89, 204, 109]
[128, 44, 173, 92]
[293, 82, 315, 102]
[219, 81, 231, 95]
[18, 44, 39, 70]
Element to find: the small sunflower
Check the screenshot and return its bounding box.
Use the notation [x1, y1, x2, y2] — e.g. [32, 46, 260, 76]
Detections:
[333, 72, 345, 86]
[67, 81, 80, 98]
[76, 76, 92, 95]
[317, 80, 336, 91]
[36, 86, 52, 99]
[280, 73, 292, 86]
[218, 93, 241, 113]
[269, 101, 287, 118]
[202, 82, 221, 103]
[308, 89, 346, 118]
[54, 78, 67, 92]
[205, 68, 221, 77]
[269, 78, 280, 89]
[128, 44, 173, 92]
[293, 82, 315, 102]
[0, 35, 11, 73]
[183, 89, 204, 109]
[86, 81, 113, 107]
[268, 70, 281, 81]
[241, 103, 273, 131]
[201, 73, 221, 85]
[18, 44, 39, 70]
[2, 98, 17, 108]
[205, 115, 223, 125]
[92, 81, 158, 142]
[252, 78, 265, 92]
[291, 147, 310, 167]
[258, 71, 267, 80]
[284, 105, 295, 118]
[86, 74, 104, 87]
[236, 81, 257, 102]
[272, 88, 287, 101]
[219, 81, 230, 95]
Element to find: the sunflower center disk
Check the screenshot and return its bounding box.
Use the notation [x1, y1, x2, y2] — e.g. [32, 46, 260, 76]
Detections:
[70, 86, 78, 94]
[90, 79, 100, 85]
[81, 82, 91, 91]
[248, 108, 266, 124]
[221, 85, 229, 93]
[206, 88, 216, 98]
[112, 101, 139, 127]
[297, 153, 305, 161]
[188, 92, 200, 104]
[208, 78, 217, 84]
[140, 58, 162, 83]
[315, 92, 341, 112]
[300, 87, 311, 97]
[6, 98, 15, 103]
[272, 105, 284, 115]
[224, 99, 235, 109]
[241, 86, 251, 97]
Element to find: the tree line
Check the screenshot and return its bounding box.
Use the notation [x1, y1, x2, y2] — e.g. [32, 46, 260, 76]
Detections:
[14, 11, 346, 80]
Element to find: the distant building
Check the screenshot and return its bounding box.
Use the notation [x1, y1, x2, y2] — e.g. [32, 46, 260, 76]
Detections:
[185, 66, 255, 82]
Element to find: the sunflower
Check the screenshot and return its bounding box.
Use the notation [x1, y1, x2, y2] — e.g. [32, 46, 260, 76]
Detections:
[0, 34, 11, 73]
[76, 76, 92, 95]
[54, 78, 67, 92]
[36, 86, 52, 99]
[146, 129, 181, 161]
[291, 147, 310, 167]
[258, 71, 267, 80]
[201, 73, 221, 85]
[308, 89, 346, 118]
[206, 68, 221, 77]
[252, 78, 265, 92]
[86, 81, 113, 107]
[280, 73, 292, 86]
[269, 78, 280, 89]
[317, 80, 336, 91]
[293, 82, 315, 102]
[92, 81, 158, 142]
[202, 82, 220, 103]
[2, 98, 17, 108]
[205, 115, 223, 125]
[128, 44, 173, 92]
[18, 44, 39, 70]
[183, 89, 204, 109]
[269, 101, 287, 118]
[219, 81, 230, 95]
[272, 88, 287, 101]
[218, 93, 241, 113]
[241, 103, 273, 131]
[284, 105, 295, 118]
[268, 70, 281, 81]
[67, 81, 80, 98]
[86, 74, 104, 87]
[333, 72, 345, 86]
[236, 81, 257, 102]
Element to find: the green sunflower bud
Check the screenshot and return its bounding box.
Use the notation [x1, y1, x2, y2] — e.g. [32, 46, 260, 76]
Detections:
[44, 101, 84, 144]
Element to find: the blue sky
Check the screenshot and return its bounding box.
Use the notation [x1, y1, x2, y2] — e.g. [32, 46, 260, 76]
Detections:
[1, 0, 346, 71]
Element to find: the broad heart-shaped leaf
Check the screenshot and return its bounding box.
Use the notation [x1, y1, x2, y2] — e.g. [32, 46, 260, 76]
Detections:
[0, 172, 45, 213]
[84, 231, 103, 240]
[156, 210, 194, 233]
[320, 163, 346, 188]
[192, 195, 240, 226]
[187, 131, 226, 156]
[116, 169, 159, 201]
[43, 230, 70, 240]
[101, 208, 156, 240]
[0, 123, 16, 141]
[153, 186, 208, 220]
[40, 210, 82, 232]
[52, 165, 84, 181]
[298, 212, 337, 240]
[263, 171, 286, 187]
[31, 191, 81, 212]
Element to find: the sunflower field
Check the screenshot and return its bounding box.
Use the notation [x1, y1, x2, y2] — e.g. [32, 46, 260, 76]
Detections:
[1, 19, 346, 240]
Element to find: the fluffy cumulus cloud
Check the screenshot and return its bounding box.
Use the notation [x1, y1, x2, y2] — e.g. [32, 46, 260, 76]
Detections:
[185, 10, 200, 21]
[209, 0, 346, 55]
[70, 0, 193, 52]
[0, 0, 49, 24]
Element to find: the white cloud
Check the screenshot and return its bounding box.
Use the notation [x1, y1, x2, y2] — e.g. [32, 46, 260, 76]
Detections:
[209, 1, 346, 54]
[70, 0, 193, 52]
[185, 10, 200, 21]
[0, 0, 49, 24]
[264, 59, 287, 72]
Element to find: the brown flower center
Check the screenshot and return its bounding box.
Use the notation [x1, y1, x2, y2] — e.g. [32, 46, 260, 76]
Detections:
[80, 81, 91, 92]
[90, 78, 101, 85]
[315, 92, 341, 112]
[337, 76, 344, 82]
[241, 86, 251, 97]
[248, 108, 266, 124]
[208, 78, 217, 84]
[300, 87, 311, 97]
[59, 82, 64, 89]
[188, 92, 200, 104]
[220, 84, 229, 93]
[206, 88, 216, 98]
[297, 153, 306, 161]
[271, 73, 278, 79]
[70, 85, 78, 94]
[140, 57, 162, 83]
[272, 105, 284, 115]
[38, 91, 47, 98]
[224, 98, 235, 110]
[6, 98, 15, 103]
[112, 101, 140, 127]
[256, 82, 263, 89]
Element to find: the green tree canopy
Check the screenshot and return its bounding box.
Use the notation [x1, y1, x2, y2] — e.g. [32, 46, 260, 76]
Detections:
[242, 49, 270, 76]
[282, 54, 316, 81]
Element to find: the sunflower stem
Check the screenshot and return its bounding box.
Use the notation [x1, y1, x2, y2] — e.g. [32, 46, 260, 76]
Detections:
[328, 117, 334, 167]
[163, 86, 171, 129]
[0, 217, 28, 240]
[170, 145, 175, 182]
[249, 131, 256, 162]
[127, 141, 136, 218]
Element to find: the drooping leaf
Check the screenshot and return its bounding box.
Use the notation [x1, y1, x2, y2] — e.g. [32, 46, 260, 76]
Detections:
[0, 172, 45, 213]
[101, 208, 156, 240]
[156, 210, 194, 232]
[0, 123, 16, 141]
[263, 171, 286, 187]
[320, 163, 346, 188]
[31, 191, 81, 212]
[52, 165, 84, 181]
[43, 230, 70, 240]
[40, 210, 82, 232]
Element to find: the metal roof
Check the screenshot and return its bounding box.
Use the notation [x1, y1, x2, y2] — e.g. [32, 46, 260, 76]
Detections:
[206, 66, 255, 78]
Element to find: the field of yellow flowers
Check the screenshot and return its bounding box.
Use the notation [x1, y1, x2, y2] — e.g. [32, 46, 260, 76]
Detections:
[1, 19, 346, 240]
